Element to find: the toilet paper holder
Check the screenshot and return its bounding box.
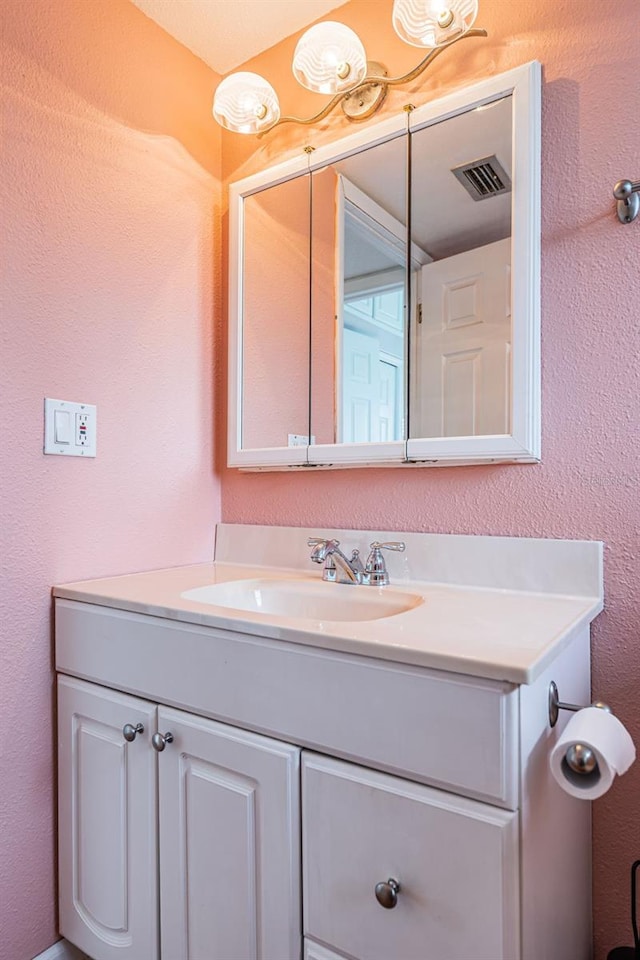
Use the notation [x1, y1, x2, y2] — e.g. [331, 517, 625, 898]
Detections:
[548, 680, 611, 728]
[548, 680, 612, 778]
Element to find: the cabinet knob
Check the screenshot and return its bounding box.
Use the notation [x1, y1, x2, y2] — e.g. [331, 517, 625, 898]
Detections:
[374, 877, 401, 909]
[151, 731, 174, 752]
[122, 723, 144, 742]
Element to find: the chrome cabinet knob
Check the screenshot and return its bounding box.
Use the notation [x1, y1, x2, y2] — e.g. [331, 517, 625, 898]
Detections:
[375, 877, 401, 909]
[122, 723, 144, 742]
[151, 731, 174, 752]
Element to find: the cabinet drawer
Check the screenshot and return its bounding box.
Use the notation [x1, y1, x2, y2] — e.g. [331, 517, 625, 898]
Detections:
[302, 753, 519, 960]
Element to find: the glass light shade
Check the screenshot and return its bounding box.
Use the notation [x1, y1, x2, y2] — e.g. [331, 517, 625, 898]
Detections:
[213, 72, 280, 134]
[292, 22, 367, 95]
[392, 0, 479, 48]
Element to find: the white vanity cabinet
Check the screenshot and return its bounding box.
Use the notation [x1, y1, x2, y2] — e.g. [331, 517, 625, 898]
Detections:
[57, 676, 301, 960]
[55, 534, 599, 960]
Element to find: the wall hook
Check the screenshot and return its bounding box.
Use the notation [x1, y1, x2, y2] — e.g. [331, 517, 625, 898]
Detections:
[613, 179, 640, 223]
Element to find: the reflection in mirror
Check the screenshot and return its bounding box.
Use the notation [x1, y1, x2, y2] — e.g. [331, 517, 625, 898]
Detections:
[408, 96, 513, 439]
[310, 134, 408, 447]
[241, 174, 310, 450]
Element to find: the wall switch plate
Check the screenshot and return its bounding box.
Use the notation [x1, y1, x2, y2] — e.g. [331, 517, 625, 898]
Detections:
[44, 398, 97, 457]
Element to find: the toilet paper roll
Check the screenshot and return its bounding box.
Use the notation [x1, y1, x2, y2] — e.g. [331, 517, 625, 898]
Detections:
[550, 707, 636, 800]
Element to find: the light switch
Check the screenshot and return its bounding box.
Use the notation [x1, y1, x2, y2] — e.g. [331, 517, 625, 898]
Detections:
[54, 410, 71, 444]
[44, 398, 97, 456]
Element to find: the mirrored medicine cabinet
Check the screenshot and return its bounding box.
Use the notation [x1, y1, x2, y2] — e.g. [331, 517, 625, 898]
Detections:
[228, 61, 541, 469]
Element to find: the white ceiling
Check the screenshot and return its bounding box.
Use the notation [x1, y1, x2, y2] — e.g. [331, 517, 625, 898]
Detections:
[130, 0, 351, 75]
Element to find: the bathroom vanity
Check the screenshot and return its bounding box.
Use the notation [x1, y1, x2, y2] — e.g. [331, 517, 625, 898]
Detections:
[54, 525, 602, 960]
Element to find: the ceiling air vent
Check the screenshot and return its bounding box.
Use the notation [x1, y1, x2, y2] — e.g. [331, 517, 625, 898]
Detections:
[451, 155, 512, 201]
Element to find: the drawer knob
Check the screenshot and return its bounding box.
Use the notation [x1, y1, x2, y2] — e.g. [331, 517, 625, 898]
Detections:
[375, 877, 401, 909]
[151, 731, 174, 752]
[122, 723, 144, 742]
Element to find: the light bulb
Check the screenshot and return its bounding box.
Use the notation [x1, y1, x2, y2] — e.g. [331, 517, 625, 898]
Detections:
[213, 72, 280, 134]
[293, 22, 367, 95]
[392, 0, 479, 48]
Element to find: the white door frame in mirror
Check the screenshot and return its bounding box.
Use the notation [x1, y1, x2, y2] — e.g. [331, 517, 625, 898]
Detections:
[227, 61, 541, 470]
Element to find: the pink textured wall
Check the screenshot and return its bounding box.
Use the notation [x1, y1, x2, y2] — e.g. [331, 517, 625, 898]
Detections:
[0, 1, 221, 957]
[221, 1, 640, 955]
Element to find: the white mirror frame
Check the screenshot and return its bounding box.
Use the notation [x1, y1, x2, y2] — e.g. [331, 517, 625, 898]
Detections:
[228, 61, 541, 470]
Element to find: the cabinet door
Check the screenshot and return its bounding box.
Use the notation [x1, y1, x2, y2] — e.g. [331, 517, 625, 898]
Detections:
[58, 676, 158, 960]
[303, 753, 519, 960]
[304, 939, 353, 960]
[158, 707, 301, 960]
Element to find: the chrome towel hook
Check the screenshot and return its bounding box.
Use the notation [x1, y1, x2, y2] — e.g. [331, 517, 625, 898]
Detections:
[613, 179, 640, 223]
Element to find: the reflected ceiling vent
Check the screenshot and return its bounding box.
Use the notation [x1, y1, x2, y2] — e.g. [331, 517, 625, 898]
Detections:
[451, 155, 511, 201]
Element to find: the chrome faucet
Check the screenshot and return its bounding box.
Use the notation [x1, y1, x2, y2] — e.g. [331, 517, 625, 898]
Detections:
[308, 538, 365, 584]
[308, 538, 405, 586]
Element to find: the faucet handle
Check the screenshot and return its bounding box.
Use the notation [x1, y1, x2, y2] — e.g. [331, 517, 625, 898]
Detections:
[365, 541, 405, 586]
[307, 537, 340, 547]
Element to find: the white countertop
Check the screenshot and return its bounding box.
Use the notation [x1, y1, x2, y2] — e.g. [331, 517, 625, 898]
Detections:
[53, 560, 603, 684]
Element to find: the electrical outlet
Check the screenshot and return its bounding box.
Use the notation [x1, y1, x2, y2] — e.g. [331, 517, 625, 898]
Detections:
[76, 414, 89, 446]
[44, 399, 97, 457]
[288, 434, 316, 447]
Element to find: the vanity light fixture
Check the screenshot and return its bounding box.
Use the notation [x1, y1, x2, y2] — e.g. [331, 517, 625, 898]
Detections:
[212, 0, 486, 136]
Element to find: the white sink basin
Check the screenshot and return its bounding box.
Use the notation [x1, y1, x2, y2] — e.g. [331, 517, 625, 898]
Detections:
[181, 578, 422, 622]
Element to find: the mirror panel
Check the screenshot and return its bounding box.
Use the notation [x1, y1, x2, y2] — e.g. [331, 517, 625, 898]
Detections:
[309, 165, 337, 448]
[240, 174, 310, 453]
[310, 133, 408, 452]
[408, 96, 513, 440]
[228, 61, 540, 469]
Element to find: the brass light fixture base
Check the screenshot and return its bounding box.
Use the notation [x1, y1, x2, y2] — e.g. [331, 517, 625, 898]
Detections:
[341, 61, 389, 122]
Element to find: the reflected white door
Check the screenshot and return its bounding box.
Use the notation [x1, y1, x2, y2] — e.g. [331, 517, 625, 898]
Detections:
[413, 237, 511, 437]
[378, 357, 400, 442]
[158, 708, 301, 960]
[341, 328, 380, 443]
[342, 331, 402, 443]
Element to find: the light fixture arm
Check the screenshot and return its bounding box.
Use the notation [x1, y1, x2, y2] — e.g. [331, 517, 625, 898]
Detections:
[258, 27, 487, 138]
[380, 26, 486, 87]
[260, 87, 355, 138]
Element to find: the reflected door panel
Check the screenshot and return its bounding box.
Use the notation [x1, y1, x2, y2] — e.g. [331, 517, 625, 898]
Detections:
[379, 358, 401, 441]
[411, 238, 511, 437]
[342, 328, 379, 443]
[241, 175, 310, 452]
